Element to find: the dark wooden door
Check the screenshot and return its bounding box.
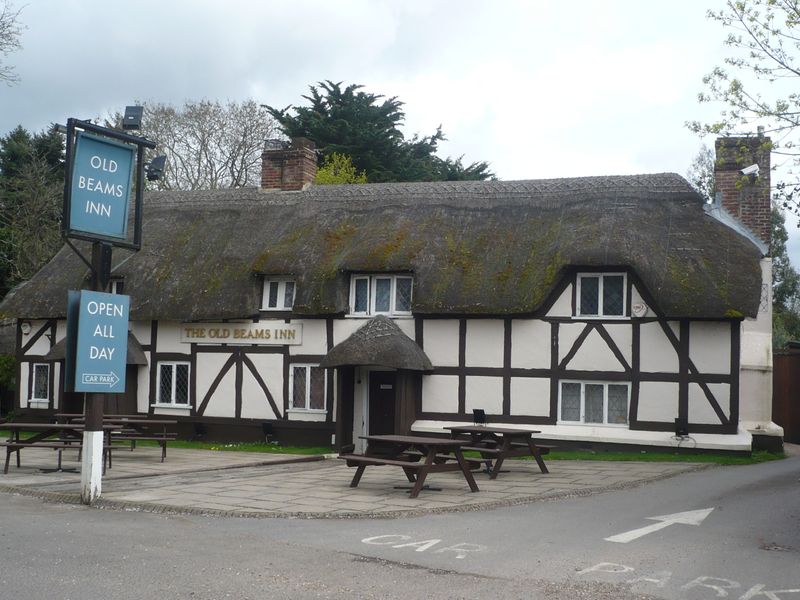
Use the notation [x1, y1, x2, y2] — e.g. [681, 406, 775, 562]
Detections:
[368, 371, 396, 435]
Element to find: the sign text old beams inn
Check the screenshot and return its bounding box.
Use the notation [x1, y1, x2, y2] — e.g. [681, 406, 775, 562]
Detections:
[181, 322, 302, 345]
[69, 132, 135, 240]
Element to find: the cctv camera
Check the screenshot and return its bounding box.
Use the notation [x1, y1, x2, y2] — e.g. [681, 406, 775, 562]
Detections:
[740, 164, 759, 177]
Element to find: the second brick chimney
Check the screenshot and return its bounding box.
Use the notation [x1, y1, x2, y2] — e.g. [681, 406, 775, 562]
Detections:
[261, 137, 317, 191]
[714, 136, 772, 248]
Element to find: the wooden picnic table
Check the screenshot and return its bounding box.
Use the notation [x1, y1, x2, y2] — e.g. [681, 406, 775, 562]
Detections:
[0, 422, 117, 473]
[57, 415, 177, 462]
[338, 434, 480, 498]
[445, 425, 552, 478]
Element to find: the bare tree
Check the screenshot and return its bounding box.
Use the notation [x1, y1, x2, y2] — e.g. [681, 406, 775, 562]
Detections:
[111, 100, 278, 190]
[0, 0, 23, 85]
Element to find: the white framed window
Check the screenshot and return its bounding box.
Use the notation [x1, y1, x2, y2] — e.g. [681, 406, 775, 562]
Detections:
[576, 273, 626, 317]
[349, 274, 413, 317]
[31, 363, 50, 401]
[157, 362, 190, 406]
[261, 278, 295, 311]
[289, 364, 327, 411]
[110, 279, 125, 295]
[559, 380, 629, 426]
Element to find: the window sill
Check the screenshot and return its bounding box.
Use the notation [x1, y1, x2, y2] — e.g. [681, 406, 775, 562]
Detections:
[286, 408, 327, 414]
[150, 403, 191, 410]
[557, 421, 629, 427]
[28, 399, 49, 407]
[572, 315, 629, 320]
[345, 314, 413, 319]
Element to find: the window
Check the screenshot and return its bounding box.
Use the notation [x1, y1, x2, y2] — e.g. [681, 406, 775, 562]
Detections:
[577, 273, 626, 317]
[157, 362, 190, 406]
[110, 279, 124, 295]
[262, 278, 295, 311]
[559, 381, 629, 425]
[31, 363, 50, 401]
[349, 274, 413, 316]
[290, 364, 326, 411]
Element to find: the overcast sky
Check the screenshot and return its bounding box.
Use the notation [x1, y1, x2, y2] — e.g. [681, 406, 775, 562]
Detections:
[2, 0, 798, 262]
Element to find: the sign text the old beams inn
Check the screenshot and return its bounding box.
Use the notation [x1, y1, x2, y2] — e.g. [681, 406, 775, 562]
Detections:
[180, 322, 302, 345]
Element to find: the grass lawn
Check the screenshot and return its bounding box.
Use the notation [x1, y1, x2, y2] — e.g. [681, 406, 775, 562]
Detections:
[0, 430, 784, 464]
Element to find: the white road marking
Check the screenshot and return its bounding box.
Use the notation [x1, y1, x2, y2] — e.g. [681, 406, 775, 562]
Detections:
[604, 507, 714, 543]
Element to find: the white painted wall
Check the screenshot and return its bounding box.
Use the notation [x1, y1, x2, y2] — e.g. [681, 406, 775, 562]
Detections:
[242, 353, 284, 419]
[465, 376, 503, 414]
[689, 382, 730, 425]
[130, 320, 151, 346]
[422, 320, 460, 367]
[689, 322, 731, 374]
[22, 320, 51, 356]
[637, 381, 679, 422]
[510, 319, 550, 369]
[639, 322, 679, 373]
[421, 374, 458, 413]
[288, 319, 327, 356]
[156, 322, 187, 354]
[137, 359, 151, 412]
[510, 377, 550, 416]
[558, 323, 585, 364]
[739, 257, 776, 434]
[194, 353, 235, 418]
[546, 284, 572, 317]
[566, 328, 626, 372]
[465, 320, 504, 368]
[604, 324, 632, 367]
[333, 319, 363, 346]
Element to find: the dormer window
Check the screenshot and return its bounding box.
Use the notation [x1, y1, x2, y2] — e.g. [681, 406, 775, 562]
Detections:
[110, 278, 124, 295]
[576, 273, 626, 318]
[262, 278, 295, 311]
[350, 274, 413, 317]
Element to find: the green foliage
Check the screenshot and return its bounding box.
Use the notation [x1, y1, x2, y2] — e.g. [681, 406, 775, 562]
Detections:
[0, 124, 65, 298]
[314, 152, 367, 185]
[689, 0, 800, 218]
[266, 80, 494, 183]
[0, 354, 14, 390]
[686, 144, 716, 203]
[772, 206, 800, 345]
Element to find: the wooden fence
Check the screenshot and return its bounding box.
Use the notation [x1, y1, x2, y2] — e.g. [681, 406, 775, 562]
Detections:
[773, 349, 800, 444]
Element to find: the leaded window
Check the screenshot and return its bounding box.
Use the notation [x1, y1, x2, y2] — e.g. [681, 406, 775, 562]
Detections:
[291, 364, 326, 411]
[261, 278, 295, 311]
[32, 363, 49, 401]
[577, 273, 627, 317]
[349, 274, 413, 316]
[158, 362, 190, 406]
[559, 381, 629, 425]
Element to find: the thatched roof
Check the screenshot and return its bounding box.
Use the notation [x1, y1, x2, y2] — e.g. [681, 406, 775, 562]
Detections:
[0, 174, 763, 320]
[43, 331, 148, 365]
[320, 315, 433, 371]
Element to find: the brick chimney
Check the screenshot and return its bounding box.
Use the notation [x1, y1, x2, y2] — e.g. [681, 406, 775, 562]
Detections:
[714, 136, 772, 248]
[261, 137, 317, 191]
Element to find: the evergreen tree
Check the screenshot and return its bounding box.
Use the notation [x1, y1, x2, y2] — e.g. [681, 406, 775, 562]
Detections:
[266, 81, 493, 183]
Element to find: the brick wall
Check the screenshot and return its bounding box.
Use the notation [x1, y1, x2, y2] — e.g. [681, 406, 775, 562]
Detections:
[261, 137, 317, 191]
[714, 137, 772, 248]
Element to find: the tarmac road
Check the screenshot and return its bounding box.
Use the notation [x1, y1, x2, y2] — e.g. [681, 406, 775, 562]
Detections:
[1, 452, 797, 600]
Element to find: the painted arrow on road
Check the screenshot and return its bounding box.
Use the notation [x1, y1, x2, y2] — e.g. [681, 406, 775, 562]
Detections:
[604, 508, 714, 544]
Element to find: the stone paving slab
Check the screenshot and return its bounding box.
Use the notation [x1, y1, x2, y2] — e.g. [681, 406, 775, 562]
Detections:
[0, 445, 713, 518]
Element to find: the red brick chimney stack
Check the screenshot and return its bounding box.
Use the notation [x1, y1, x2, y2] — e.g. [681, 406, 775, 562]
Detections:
[261, 137, 317, 191]
[714, 136, 772, 248]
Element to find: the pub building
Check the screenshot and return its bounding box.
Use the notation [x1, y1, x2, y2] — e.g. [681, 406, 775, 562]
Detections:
[1, 136, 782, 453]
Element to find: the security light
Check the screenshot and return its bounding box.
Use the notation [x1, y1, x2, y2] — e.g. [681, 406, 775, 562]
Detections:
[122, 106, 144, 130]
[145, 155, 167, 181]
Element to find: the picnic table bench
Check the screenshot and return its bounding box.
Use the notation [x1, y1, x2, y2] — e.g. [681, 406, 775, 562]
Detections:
[0, 423, 117, 473]
[57, 415, 177, 462]
[339, 434, 480, 498]
[446, 425, 554, 478]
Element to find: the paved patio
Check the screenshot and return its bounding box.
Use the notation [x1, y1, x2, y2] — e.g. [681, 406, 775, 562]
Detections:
[0, 445, 713, 518]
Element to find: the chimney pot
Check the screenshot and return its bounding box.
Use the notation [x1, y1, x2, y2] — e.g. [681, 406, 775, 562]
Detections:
[261, 137, 317, 191]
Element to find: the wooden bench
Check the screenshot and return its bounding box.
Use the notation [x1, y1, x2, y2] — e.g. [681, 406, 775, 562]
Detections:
[0, 441, 113, 474]
[110, 433, 176, 462]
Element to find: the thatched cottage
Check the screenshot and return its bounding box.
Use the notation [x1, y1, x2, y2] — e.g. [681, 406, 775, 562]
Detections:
[0, 136, 781, 452]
